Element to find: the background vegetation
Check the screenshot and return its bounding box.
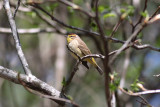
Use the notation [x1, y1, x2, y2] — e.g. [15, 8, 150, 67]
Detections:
[0, 0, 160, 107]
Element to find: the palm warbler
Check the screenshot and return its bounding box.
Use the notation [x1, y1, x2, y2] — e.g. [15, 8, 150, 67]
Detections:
[67, 34, 103, 75]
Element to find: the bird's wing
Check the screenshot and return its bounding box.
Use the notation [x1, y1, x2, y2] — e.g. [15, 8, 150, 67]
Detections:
[77, 38, 91, 55]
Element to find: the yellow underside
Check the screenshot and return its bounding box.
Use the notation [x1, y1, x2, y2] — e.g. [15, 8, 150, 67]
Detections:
[71, 52, 97, 67]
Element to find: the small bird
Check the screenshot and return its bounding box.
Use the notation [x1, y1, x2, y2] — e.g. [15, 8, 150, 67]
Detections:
[67, 34, 103, 75]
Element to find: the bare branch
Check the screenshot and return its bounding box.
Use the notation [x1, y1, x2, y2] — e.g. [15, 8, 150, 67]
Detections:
[94, 0, 112, 107]
[0, 65, 60, 96]
[25, 0, 95, 17]
[133, 44, 160, 51]
[0, 27, 56, 34]
[148, 14, 160, 24]
[134, 0, 148, 27]
[32, 9, 67, 34]
[29, 3, 99, 36]
[153, 74, 160, 77]
[119, 49, 131, 95]
[109, 43, 160, 56]
[3, 0, 32, 75]
[13, 0, 21, 18]
[7, 2, 128, 44]
[136, 98, 152, 107]
[119, 87, 160, 96]
[131, 0, 148, 41]
[57, 0, 95, 17]
[110, 18, 123, 37]
[108, 45, 132, 56]
[0, 66, 79, 107]
[109, 23, 145, 64]
[149, 6, 160, 20]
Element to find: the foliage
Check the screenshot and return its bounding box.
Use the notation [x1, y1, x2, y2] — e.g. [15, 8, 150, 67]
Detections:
[130, 79, 144, 92]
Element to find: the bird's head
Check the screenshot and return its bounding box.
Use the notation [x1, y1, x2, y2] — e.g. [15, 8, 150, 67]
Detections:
[67, 34, 78, 43]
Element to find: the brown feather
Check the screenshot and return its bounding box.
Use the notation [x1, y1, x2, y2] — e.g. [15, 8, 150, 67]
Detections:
[75, 37, 91, 55]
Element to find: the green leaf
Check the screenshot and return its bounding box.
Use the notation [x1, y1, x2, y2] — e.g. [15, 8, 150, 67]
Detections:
[62, 77, 66, 86]
[103, 13, 116, 19]
[140, 10, 149, 18]
[130, 79, 144, 92]
[109, 83, 117, 91]
[50, 3, 59, 10]
[109, 72, 120, 91]
[67, 7, 74, 13]
[26, 12, 36, 18]
[98, 5, 110, 13]
[123, 88, 128, 92]
[66, 95, 73, 100]
[126, 5, 135, 16]
[120, 8, 126, 13]
[109, 79, 120, 91]
[98, 6, 105, 13]
[91, 22, 97, 31]
[31, 12, 36, 18]
[120, 5, 135, 19]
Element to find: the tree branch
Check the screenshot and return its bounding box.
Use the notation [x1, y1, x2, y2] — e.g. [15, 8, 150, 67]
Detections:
[29, 3, 99, 36]
[3, 0, 32, 75]
[13, 0, 21, 18]
[109, 23, 145, 64]
[0, 27, 56, 34]
[149, 6, 160, 20]
[134, 0, 148, 27]
[0, 66, 60, 96]
[0, 66, 79, 107]
[57, 0, 95, 18]
[119, 87, 160, 96]
[94, 0, 112, 107]
[108, 43, 160, 56]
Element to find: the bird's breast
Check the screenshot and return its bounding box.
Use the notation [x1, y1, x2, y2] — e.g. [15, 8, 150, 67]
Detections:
[68, 40, 83, 58]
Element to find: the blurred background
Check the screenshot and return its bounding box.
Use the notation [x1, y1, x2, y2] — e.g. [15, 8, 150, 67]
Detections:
[0, 0, 160, 107]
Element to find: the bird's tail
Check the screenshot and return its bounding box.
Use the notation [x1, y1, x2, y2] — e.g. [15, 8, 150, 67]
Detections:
[96, 65, 103, 75]
[89, 58, 103, 75]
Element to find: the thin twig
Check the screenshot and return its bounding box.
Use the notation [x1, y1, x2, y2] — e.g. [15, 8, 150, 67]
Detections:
[108, 44, 132, 56]
[136, 99, 148, 106]
[109, 43, 160, 56]
[8, 2, 127, 44]
[149, 6, 160, 20]
[3, 0, 32, 75]
[33, 9, 67, 34]
[131, 0, 148, 41]
[119, 87, 160, 96]
[3, 1, 127, 45]
[133, 44, 160, 51]
[110, 18, 123, 37]
[154, 74, 160, 77]
[13, 0, 21, 18]
[29, 3, 99, 36]
[26, 0, 95, 17]
[134, 0, 148, 27]
[119, 49, 131, 95]
[109, 23, 145, 64]
[148, 14, 160, 24]
[138, 95, 151, 106]
[57, 0, 95, 17]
